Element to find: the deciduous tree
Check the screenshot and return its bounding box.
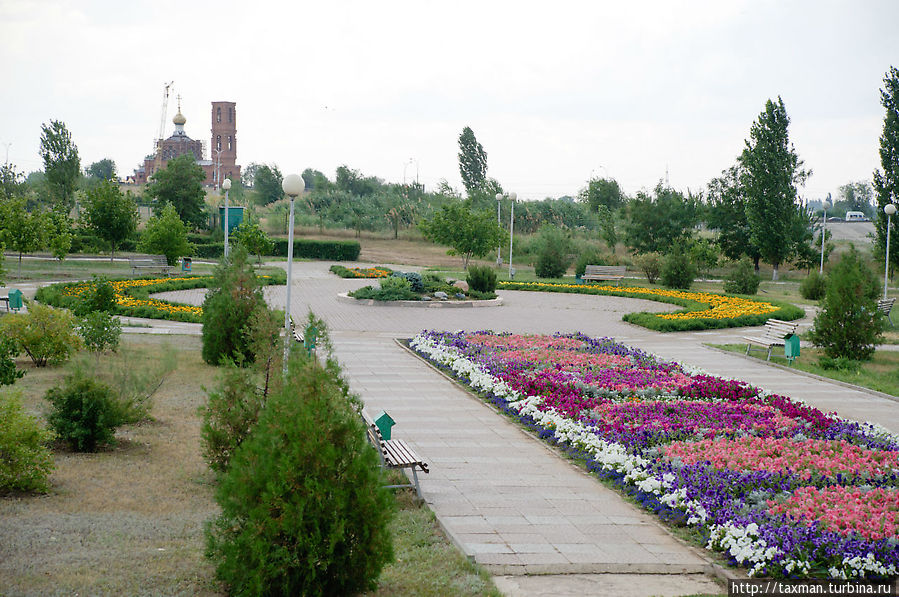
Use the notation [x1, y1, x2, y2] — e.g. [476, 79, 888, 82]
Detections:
[624, 183, 698, 254]
[705, 165, 761, 270]
[419, 200, 506, 268]
[85, 158, 117, 181]
[740, 97, 810, 280]
[0, 196, 45, 276]
[145, 154, 206, 229]
[253, 164, 284, 205]
[39, 120, 81, 211]
[84, 180, 138, 261]
[580, 177, 625, 212]
[138, 202, 192, 265]
[873, 66, 899, 278]
[458, 126, 488, 197]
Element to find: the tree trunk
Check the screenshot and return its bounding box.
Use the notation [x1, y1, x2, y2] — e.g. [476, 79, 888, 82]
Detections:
[771, 263, 779, 281]
[753, 256, 760, 272]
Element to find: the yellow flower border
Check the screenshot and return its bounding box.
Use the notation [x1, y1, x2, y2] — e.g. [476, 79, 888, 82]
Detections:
[498, 281, 786, 323]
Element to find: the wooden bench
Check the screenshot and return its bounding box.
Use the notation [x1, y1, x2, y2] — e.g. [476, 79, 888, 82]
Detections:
[362, 410, 429, 499]
[743, 318, 800, 361]
[582, 264, 626, 285]
[0, 296, 8, 312]
[878, 297, 895, 325]
[129, 254, 172, 277]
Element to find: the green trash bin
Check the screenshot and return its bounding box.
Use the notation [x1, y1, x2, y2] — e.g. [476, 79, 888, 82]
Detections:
[182, 257, 192, 272]
[784, 333, 800, 365]
[374, 411, 395, 440]
[8, 289, 23, 312]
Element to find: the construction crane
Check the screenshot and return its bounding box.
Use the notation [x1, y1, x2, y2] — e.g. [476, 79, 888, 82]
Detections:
[154, 81, 174, 152]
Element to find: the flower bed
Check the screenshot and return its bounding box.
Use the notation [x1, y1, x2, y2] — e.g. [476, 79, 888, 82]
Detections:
[497, 281, 804, 331]
[329, 264, 393, 278]
[35, 273, 285, 323]
[409, 330, 899, 579]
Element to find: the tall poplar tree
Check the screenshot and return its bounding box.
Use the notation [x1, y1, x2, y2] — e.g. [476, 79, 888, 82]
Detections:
[458, 126, 488, 197]
[873, 66, 899, 277]
[739, 97, 809, 280]
[39, 120, 81, 211]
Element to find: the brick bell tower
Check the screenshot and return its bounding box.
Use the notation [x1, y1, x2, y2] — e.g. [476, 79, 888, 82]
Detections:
[210, 101, 240, 187]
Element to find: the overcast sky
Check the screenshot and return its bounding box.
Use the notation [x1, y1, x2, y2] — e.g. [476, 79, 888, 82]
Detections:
[1, 0, 896, 201]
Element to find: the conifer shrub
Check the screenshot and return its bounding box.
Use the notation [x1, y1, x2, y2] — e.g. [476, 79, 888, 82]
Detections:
[205, 353, 394, 595]
[660, 246, 696, 289]
[466, 265, 497, 293]
[799, 270, 827, 300]
[45, 371, 122, 452]
[723, 259, 761, 295]
[0, 391, 55, 493]
[201, 248, 270, 366]
[534, 225, 572, 279]
[808, 247, 883, 361]
[391, 271, 424, 293]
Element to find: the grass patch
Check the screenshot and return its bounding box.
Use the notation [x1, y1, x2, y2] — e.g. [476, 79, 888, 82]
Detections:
[711, 343, 899, 398]
[1, 335, 500, 595]
[367, 473, 500, 597]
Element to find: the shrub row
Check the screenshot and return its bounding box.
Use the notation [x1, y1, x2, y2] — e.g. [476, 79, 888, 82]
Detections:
[270, 239, 361, 261]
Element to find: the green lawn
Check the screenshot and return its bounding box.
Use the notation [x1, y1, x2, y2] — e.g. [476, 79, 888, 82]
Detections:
[711, 343, 899, 398]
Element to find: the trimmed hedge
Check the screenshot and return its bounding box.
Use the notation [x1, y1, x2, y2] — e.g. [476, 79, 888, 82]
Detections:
[271, 239, 361, 261]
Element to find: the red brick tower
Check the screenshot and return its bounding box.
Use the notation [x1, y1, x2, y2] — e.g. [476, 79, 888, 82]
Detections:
[210, 101, 240, 187]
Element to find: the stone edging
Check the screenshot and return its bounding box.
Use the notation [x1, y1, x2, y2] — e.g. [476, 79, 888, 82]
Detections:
[703, 344, 899, 405]
[336, 292, 503, 308]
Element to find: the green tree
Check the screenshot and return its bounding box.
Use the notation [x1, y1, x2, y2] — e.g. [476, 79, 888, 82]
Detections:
[46, 211, 72, 262]
[419, 200, 506, 269]
[39, 120, 81, 211]
[0, 196, 46, 276]
[138, 202, 192, 265]
[231, 221, 272, 262]
[145, 154, 207, 229]
[301, 167, 329, 191]
[201, 247, 270, 366]
[84, 180, 138, 261]
[458, 126, 488, 197]
[580, 177, 625, 212]
[85, 158, 117, 181]
[624, 183, 698, 254]
[740, 97, 810, 280]
[534, 225, 572, 278]
[205, 350, 394, 595]
[808, 246, 883, 361]
[595, 205, 618, 251]
[705, 165, 761, 270]
[837, 181, 874, 215]
[0, 163, 26, 200]
[873, 66, 899, 279]
[253, 164, 284, 205]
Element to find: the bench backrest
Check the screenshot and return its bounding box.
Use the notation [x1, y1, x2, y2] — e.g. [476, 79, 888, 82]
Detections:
[761, 319, 799, 339]
[584, 265, 626, 275]
[130, 255, 168, 266]
[877, 298, 895, 313]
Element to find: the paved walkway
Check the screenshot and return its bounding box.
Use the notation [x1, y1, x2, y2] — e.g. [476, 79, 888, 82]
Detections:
[146, 261, 899, 596]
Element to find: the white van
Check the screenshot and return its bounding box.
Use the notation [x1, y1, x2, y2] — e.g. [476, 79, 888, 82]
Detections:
[845, 211, 868, 222]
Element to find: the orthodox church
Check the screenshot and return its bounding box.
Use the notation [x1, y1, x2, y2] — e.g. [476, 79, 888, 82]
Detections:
[132, 100, 240, 187]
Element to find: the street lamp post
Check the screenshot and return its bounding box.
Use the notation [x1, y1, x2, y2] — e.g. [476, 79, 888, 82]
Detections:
[820, 199, 831, 274]
[508, 192, 517, 279]
[885, 203, 897, 300]
[495, 193, 503, 266]
[281, 174, 305, 373]
[222, 178, 232, 259]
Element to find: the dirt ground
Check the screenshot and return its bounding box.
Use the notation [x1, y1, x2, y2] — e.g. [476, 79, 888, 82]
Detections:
[0, 335, 222, 596]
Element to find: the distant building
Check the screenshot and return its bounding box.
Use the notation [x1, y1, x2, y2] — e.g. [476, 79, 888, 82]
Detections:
[132, 100, 240, 187]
